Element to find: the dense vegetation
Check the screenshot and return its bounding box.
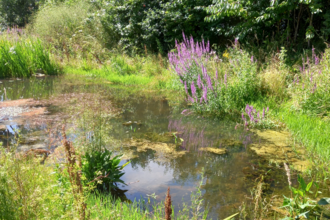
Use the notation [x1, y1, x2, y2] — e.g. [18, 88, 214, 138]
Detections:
[1, 0, 330, 219]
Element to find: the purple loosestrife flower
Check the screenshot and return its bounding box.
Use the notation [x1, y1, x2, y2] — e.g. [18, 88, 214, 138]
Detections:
[206, 74, 214, 91]
[224, 74, 227, 87]
[191, 81, 197, 98]
[235, 38, 238, 47]
[315, 56, 319, 65]
[302, 57, 305, 73]
[197, 74, 202, 88]
[242, 113, 246, 121]
[262, 108, 265, 119]
[257, 112, 260, 119]
[202, 84, 208, 103]
[184, 81, 188, 95]
[310, 72, 313, 82]
[188, 96, 195, 103]
[251, 56, 254, 63]
[302, 83, 305, 89]
[216, 69, 218, 80]
[266, 107, 269, 112]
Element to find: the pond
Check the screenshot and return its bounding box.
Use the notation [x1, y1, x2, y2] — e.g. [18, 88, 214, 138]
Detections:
[0, 76, 299, 219]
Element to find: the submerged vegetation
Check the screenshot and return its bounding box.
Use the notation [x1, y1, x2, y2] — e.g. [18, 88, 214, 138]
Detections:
[1, 0, 330, 219]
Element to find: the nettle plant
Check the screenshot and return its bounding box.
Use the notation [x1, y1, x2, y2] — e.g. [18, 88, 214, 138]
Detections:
[168, 34, 260, 115]
[290, 48, 330, 117]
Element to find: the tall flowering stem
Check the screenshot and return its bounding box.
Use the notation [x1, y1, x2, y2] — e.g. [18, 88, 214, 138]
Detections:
[168, 32, 217, 104]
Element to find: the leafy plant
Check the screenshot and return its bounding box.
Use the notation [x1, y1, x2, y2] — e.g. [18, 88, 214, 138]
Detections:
[81, 149, 130, 191]
[281, 174, 330, 219]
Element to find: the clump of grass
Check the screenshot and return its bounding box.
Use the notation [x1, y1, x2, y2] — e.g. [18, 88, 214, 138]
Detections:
[0, 29, 59, 78]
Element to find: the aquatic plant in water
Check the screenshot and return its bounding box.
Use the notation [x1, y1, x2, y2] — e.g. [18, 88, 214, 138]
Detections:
[241, 105, 275, 129]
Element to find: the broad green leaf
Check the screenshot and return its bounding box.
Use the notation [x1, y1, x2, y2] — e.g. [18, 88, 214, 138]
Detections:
[317, 197, 330, 205]
[306, 180, 313, 192]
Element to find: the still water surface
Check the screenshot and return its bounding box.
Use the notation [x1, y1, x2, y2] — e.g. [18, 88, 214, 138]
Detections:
[0, 76, 291, 219]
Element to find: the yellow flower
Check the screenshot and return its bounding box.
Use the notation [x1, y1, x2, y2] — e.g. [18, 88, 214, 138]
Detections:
[223, 50, 230, 59]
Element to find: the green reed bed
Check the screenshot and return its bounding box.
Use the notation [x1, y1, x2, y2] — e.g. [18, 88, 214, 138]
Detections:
[0, 31, 59, 78]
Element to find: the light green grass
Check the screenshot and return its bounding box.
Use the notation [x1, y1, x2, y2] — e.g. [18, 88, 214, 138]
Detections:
[65, 66, 154, 86]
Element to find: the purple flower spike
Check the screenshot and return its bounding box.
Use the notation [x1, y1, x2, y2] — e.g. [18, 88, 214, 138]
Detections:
[191, 81, 197, 98]
[262, 108, 265, 119]
[242, 113, 246, 121]
[197, 75, 202, 88]
[266, 107, 269, 112]
[216, 69, 218, 80]
[224, 74, 227, 86]
[251, 56, 254, 63]
[184, 81, 188, 95]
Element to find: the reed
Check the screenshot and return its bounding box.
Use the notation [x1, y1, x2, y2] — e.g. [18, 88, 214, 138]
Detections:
[0, 29, 59, 78]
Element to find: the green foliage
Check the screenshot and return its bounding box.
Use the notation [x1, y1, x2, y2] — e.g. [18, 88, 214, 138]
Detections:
[81, 149, 129, 191]
[0, 151, 76, 219]
[0, 0, 39, 28]
[91, 0, 218, 53]
[0, 33, 59, 78]
[32, 1, 106, 60]
[204, 0, 329, 53]
[281, 175, 330, 219]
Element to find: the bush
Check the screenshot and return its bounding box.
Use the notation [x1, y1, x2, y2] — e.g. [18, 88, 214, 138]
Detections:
[32, 1, 106, 60]
[0, 0, 39, 28]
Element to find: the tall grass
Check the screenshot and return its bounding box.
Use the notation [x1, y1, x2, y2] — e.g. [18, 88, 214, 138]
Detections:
[0, 29, 58, 78]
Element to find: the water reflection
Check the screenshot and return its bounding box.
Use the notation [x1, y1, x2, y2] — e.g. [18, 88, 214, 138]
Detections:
[0, 76, 292, 219]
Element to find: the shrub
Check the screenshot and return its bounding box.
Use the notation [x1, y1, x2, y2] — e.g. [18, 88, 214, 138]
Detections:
[32, 1, 106, 61]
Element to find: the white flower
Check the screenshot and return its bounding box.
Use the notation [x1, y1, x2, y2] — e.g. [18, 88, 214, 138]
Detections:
[9, 47, 16, 54]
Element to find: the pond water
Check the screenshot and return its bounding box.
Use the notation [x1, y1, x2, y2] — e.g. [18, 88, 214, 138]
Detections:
[0, 76, 295, 219]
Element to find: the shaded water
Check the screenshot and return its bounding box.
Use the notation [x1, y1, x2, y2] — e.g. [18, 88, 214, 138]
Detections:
[0, 76, 293, 219]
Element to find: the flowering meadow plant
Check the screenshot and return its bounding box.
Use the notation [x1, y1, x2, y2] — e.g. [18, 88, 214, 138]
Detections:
[290, 48, 330, 117]
[169, 33, 260, 115]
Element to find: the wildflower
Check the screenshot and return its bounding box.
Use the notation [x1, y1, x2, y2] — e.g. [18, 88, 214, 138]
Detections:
[202, 84, 208, 103]
[242, 113, 246, 121]
[9, 47, 16, 54]
[215, 69, 218, 80]
[197, 74, 202, 88]
[262, 108, 265, 119]
[184, 81, 188, 95]
[224, 74, 227, 87]
[191, 81, 197, 98]
[251, 56, 254, 63]
[266, 107, 269, 112]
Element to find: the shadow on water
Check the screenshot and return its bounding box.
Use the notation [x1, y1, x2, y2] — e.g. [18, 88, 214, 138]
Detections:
[0, 76, 299, 219]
